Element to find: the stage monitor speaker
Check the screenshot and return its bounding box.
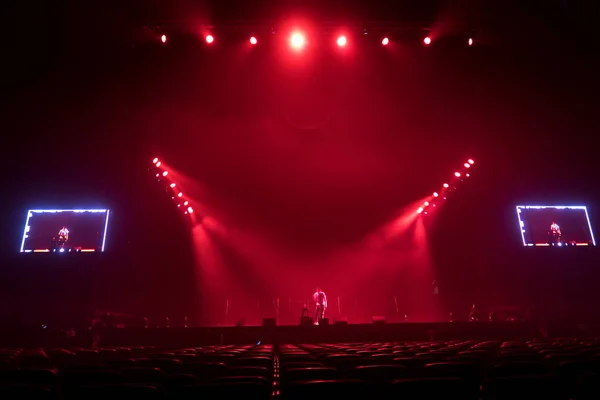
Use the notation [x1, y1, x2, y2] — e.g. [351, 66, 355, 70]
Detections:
[262, 318, 276, 327]
[300, 317, 314, 326]
[334, 319, 348, 325]
[372, 316, 386, 324]
[318, 318, 329, 326]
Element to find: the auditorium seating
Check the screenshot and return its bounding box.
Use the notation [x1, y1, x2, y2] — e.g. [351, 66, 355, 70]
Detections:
[1, 339, 600, 398]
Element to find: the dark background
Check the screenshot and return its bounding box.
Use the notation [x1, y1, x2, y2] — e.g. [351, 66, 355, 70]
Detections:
[1, 0, 600, 327]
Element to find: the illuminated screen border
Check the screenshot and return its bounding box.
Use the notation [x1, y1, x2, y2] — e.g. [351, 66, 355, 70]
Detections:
[20, 209, 110, 253]
[515, 205, 596, 247]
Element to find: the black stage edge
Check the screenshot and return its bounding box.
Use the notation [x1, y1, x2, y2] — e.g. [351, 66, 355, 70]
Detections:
[91, 322, 538, 347]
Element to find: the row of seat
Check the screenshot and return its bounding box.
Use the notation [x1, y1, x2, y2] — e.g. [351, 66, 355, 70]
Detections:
[1, 339, 600, 398]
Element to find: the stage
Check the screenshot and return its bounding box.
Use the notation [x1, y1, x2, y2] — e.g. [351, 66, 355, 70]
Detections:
[92, 322, 538, 347]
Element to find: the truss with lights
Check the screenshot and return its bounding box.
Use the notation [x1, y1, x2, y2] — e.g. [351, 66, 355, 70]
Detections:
[146, 25, 477, 49]
[417, 159, 475, 215]
[151, 158, 196, 221]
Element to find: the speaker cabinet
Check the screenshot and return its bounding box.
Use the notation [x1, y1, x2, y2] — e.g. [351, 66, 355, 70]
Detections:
[300, 316, 314, 326]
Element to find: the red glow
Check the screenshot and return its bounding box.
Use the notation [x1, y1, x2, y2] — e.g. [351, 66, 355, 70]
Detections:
[162, 171, 168, 176]
[454, 172, 461, 177]
[290, 32, 306, 49]
[417, 207, 424, 214]
[424, 201, 429, 206]
[250, 36, 257, 45]
[336, 36, 347, 47]
[468, 38, 473, 46]
[424, 36, 432, 45]
[188, 207, 194, 213]
[382, 37, 389, 45]
[161, 35, 167, 43]
[205, 35, 214, 44]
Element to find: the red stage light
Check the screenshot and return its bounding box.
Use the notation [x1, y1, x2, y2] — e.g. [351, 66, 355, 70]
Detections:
[382, 37, 389, 45]
[177, 192, 183, 197]
[290, 32, 306, 49]
[464, 163, 470, 168]
[162, 171, 168, 176]
[468, 159, 474, 164]
[155, 161, 161, 167]
[424, 201, 429, 206]
[336, 36, 347, 46]
[188, 207, 194, 213]
[250, 36, 257, 45]
[170, 183, 176, 188]
[152, 158, 159, 164]
[443, 183, 449, 188]
[454, 172, 461, 177]
[424, 36, 431, 45]
[433, 192, 439, 197]
[161, 35, 167, 43]
[417, 207, 424, 214]
[205, 35, 214, 44]
[468, 38, 473, 46]
[183, 201, 189, 206]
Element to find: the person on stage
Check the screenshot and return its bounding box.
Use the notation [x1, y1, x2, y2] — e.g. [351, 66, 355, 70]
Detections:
[313, 287, 327, 324]
[550, 221, 561, 244]
[58, 226, 69, 249]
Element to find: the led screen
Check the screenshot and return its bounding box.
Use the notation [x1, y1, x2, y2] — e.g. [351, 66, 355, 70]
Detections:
[20, 209, 110, 253]
[516, 205, 595, 247]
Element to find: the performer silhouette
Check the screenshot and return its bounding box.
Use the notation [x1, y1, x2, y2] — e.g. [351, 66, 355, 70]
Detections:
[550, 222, 561, 244]
[58, 226, 69, 249]
[313, 288, 327, 324]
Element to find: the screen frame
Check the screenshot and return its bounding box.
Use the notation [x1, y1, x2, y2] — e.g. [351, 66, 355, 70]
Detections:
[20, 209, 111, 253]
[515, 205, 596, 247]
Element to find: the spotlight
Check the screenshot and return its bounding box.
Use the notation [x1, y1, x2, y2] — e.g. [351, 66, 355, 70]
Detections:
[183, 201, 189, 206]
[205, 34, 214, 44]
[162, 171, 168, 176]
[466, 173, 470, 177]
[290, 32, 306, 49]
[161, 35, 167, 43]
[417, 207, 424, 214]
[454, 172, 461, 177]
[443, 183, 449, 188]
[433, 192, 439, 197]
[381, 37, 389, 45]
[424, 201, 429, 206]
[336, 36, 347, 46]
[188, 207, 194, 213]
[464, 163, 470, 168]
[152, 158, 159, 164]
[468, 159, 474, 164]
[423, 36, 431, 45]
[468, 38, 473, 46]
[155, 161, 161, 167]
[250, 36, 257, 45]
[177, 192, 183, 197]
[170, 183, 176, 188]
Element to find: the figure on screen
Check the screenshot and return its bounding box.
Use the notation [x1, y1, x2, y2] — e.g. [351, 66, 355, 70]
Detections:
[313, 288, 327, 324]
[550, 221, 561, 244]
[58, 226, 69, 248]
